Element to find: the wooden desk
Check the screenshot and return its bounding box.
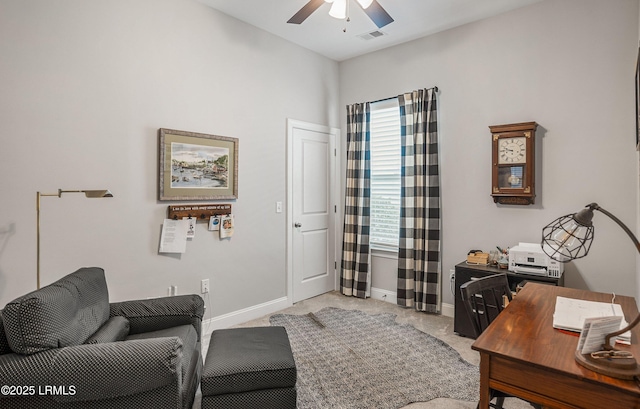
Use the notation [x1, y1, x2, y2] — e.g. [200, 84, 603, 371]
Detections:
[472, 283, 640, 409]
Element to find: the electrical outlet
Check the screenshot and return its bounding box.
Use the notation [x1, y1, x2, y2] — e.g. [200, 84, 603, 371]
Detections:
[449, 269, 455, 282]
[201, 279, 210, 294]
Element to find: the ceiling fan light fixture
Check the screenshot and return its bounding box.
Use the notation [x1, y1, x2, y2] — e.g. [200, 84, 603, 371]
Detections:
[329, 0, 347, 19]
[287, 0, 393, 29]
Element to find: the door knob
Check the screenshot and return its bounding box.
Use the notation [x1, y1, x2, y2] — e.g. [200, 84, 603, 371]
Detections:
[294, 222, 302, 228]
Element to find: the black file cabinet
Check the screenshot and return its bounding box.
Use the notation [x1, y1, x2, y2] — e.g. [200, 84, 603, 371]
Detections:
[453, 261, 563, 339]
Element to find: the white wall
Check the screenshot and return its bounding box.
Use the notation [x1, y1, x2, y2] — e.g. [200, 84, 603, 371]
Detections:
[340, 0, 640, 306]
[0, 0, 340, 315]
[1, 0, 637, 318]
[637, 0, 640, 301]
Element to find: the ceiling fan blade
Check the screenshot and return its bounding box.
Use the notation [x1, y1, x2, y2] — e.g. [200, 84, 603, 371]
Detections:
[361, 0, 394, 28]
[287, 0, 326, 24]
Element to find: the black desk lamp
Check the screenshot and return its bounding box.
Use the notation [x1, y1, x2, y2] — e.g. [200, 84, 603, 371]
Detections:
[541, 202, 640, 380]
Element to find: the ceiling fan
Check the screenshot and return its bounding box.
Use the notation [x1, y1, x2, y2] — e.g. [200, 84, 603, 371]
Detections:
[287, 0, 394, 29]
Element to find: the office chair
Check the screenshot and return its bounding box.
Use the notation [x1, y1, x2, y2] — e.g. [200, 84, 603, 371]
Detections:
[460, 274, 542, 409]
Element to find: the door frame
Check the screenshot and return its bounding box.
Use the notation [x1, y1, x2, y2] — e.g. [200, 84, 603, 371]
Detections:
[286, 118, 340, 303]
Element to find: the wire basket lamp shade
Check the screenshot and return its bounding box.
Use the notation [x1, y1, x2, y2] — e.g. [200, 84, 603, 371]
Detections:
[541, 206, 595, 261]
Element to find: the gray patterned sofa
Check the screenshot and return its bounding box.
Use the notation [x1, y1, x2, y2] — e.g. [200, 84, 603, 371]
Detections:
[0, 267, 204, 409]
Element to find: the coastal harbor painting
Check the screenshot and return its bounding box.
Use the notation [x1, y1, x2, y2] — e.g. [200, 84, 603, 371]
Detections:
[159, 128, 238, 201]
[170, 142, 228, 189]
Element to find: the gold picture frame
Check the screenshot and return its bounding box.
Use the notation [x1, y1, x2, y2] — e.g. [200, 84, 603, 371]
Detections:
[159, 128, 238, 201]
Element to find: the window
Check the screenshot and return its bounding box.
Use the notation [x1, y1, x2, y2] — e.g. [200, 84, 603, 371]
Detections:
[369, 98, 401, 250]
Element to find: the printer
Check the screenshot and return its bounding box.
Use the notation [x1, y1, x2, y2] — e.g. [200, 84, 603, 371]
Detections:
[508, 242, 564, 278]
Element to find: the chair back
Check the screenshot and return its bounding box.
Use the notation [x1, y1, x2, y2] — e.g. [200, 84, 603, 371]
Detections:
[460, 273, 512, 338]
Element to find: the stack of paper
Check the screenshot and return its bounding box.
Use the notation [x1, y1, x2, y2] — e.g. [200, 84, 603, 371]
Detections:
[577, 316, 623, 353]
[553, 296, 631, 344]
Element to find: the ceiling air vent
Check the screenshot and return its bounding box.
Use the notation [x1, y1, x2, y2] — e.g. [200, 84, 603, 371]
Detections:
[357, 30, 386, 41]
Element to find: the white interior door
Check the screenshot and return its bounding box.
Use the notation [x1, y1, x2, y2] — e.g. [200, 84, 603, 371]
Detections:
[288, 119, 337, 303]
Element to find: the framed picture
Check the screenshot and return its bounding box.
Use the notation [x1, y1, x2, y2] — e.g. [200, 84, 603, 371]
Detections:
[636, 47, 640, 151]
[159, 128, 238, 201]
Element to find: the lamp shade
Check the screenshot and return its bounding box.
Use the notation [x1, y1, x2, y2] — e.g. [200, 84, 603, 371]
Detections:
[83, 190, 113, 198]
[541, 209, 594, 262]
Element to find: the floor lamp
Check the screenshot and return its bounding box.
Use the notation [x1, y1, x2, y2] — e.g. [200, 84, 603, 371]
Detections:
[36, 189, 113, 289]
[541, 202, 640, 380]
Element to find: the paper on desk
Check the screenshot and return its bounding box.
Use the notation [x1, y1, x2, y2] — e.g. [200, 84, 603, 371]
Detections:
[553, 296, 631, 344]
[577, 316, 622, 354]
[159, 219, 189, 253]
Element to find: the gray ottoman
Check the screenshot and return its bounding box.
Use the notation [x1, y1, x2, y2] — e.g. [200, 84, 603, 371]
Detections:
[201, 326, 297, 409]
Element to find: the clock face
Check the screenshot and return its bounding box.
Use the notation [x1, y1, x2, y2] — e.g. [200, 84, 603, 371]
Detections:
[498, 137, 526, 164]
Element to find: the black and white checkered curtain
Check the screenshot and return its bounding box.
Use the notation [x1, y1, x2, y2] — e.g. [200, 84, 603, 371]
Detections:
[340, 102, 371, 298]
[396, 89, 440, 313]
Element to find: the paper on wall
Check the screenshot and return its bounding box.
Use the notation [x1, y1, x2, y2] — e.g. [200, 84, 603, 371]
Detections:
[159, 219, 189, 253]
[220, 214, 234, 239]
[182, 217, 196, 239]
[208, 216, 220, 231]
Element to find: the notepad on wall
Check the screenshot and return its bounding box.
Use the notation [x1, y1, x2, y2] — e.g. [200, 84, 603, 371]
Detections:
[553, 296, 630, 344]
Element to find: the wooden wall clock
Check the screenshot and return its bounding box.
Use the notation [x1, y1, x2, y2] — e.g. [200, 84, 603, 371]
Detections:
[490, 122, 537, 205]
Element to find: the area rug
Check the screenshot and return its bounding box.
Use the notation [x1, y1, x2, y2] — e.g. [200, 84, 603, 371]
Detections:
[269, 307, 479, 409]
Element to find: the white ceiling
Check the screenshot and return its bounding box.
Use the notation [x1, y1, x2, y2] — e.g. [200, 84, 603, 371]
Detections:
[197, 0, 542, 61]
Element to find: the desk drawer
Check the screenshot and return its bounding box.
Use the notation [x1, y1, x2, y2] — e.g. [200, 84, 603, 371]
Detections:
[488, 356, 640, 409]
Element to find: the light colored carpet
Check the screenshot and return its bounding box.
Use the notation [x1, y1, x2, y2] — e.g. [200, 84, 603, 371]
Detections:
[195, 291, 533, 409]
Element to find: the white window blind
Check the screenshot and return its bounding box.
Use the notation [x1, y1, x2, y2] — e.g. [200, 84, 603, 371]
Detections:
[370, 98, 400, 250]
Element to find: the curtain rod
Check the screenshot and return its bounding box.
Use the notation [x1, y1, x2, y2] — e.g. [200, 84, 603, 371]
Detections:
[369, 86, 439, 105]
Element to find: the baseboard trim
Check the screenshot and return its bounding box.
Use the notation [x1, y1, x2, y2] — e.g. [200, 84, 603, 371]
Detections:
[200, 294, 455, 355]
[370, 287, 454, 318]
[201, 296, 291, 353]
[441, 302, 454, 318]
[370, 287, 397, 304]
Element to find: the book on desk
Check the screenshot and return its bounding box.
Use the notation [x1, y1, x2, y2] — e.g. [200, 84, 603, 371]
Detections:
[553, 296, 631, 344]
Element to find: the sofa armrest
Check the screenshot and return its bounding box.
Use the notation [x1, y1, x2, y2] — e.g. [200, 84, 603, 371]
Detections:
[0, 338, 183, 404]
[110, 294, 204, 341]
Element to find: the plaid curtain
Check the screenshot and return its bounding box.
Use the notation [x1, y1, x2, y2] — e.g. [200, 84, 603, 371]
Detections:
[396, 89, 440, 313]
[340, 102, 371, 298]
